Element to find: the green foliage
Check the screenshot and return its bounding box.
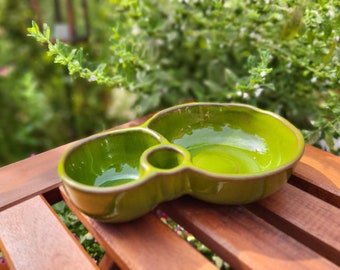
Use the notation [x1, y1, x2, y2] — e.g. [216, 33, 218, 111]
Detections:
[0, 1, 117, 166]
[158, 210, 230, 269]
[0, 1, 65, 163]
[28, 0, 340, 153]
[53, 201, 105, 263]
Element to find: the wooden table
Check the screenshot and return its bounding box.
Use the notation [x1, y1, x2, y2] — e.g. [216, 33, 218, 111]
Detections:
[0, 118, 339, 270]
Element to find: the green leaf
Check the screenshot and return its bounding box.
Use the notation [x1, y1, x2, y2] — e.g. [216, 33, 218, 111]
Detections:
[75, 49, 84, 63]
[43, 23, 51, 40]
[334, 120, 340, 134]
[281, 7, 303, 40]
[27, 21, 47, 43]
[307, 130, 320, 145]
[317, 0, 327, 7]
[69, 49, 77, 60]
[224, 68, 238, 86]
[52, 201, 66, 214]
[325, 131, 335, 150]
[54, 54, 67, 65]
[27, 21, 40, 35]
[96, 63, 107, 72]
[323, 38, 337, 64]
[203, 80, 225, 95]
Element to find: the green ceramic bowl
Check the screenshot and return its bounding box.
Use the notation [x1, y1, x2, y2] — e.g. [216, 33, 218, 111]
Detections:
[58, 103, 304, 222]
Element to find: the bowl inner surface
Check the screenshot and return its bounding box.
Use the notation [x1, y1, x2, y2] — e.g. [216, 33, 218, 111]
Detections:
[145, 146, 186, 170]
[147, 104, 302, 175]
[64, 130, 161, 187]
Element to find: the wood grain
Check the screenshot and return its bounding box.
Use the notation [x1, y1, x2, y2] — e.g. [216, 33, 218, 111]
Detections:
[0, 145, 67, 211]
[61, 187, 217, 270]
[0, 196, 97, 270]
[291, 145, 340, 207]
[0, 117, 149, 211]
[159, 196, 338, 270]
[247, 184, 340, 265]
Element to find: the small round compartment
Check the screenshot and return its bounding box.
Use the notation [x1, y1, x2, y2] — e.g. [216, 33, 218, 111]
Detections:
[143, 145, 187, 170]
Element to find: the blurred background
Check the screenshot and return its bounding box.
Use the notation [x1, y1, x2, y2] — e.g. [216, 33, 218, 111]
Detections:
[0, 0, 135, 166]
[1, 0, 339, 166]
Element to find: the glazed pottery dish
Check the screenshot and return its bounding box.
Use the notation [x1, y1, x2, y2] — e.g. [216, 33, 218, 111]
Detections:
[58, 103, 305, 222]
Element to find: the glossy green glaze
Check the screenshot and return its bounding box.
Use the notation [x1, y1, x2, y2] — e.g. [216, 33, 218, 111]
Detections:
[58, 103, 304, 222]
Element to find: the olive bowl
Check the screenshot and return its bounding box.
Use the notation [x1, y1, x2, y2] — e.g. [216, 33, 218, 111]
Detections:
[58, 103, 304, 222]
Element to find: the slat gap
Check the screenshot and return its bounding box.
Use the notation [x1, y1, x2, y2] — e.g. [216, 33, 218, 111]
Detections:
[246, 203, 340, 266]
[289, 175, 339, 208]
[160, 196, 338, 270]
[60, 187, 217, 270]
[246, 184, 340, 266]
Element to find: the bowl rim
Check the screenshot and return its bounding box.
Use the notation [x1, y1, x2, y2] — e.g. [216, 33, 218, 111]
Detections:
[58, 127, 172, 193]
[59, 102, 305, 193]
[145, 102, 305, 178]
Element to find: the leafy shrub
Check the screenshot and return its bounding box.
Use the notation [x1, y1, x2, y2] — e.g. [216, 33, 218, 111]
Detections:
[0, 1, 116, 165]
[28, 0, 340, 153]
[0, 1, 64, 164]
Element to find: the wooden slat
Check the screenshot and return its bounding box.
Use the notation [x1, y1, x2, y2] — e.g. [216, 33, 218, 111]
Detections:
[159, 196, 338, 270]
[0, 196, 97, 270]
[292, 145, 340, 207]
[0, 263, 9, 270]
[0, 145, 67, 211]
[0, 117, 149, 212]
[247, 184, 340, 265]
[60, 187, 217, 270]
